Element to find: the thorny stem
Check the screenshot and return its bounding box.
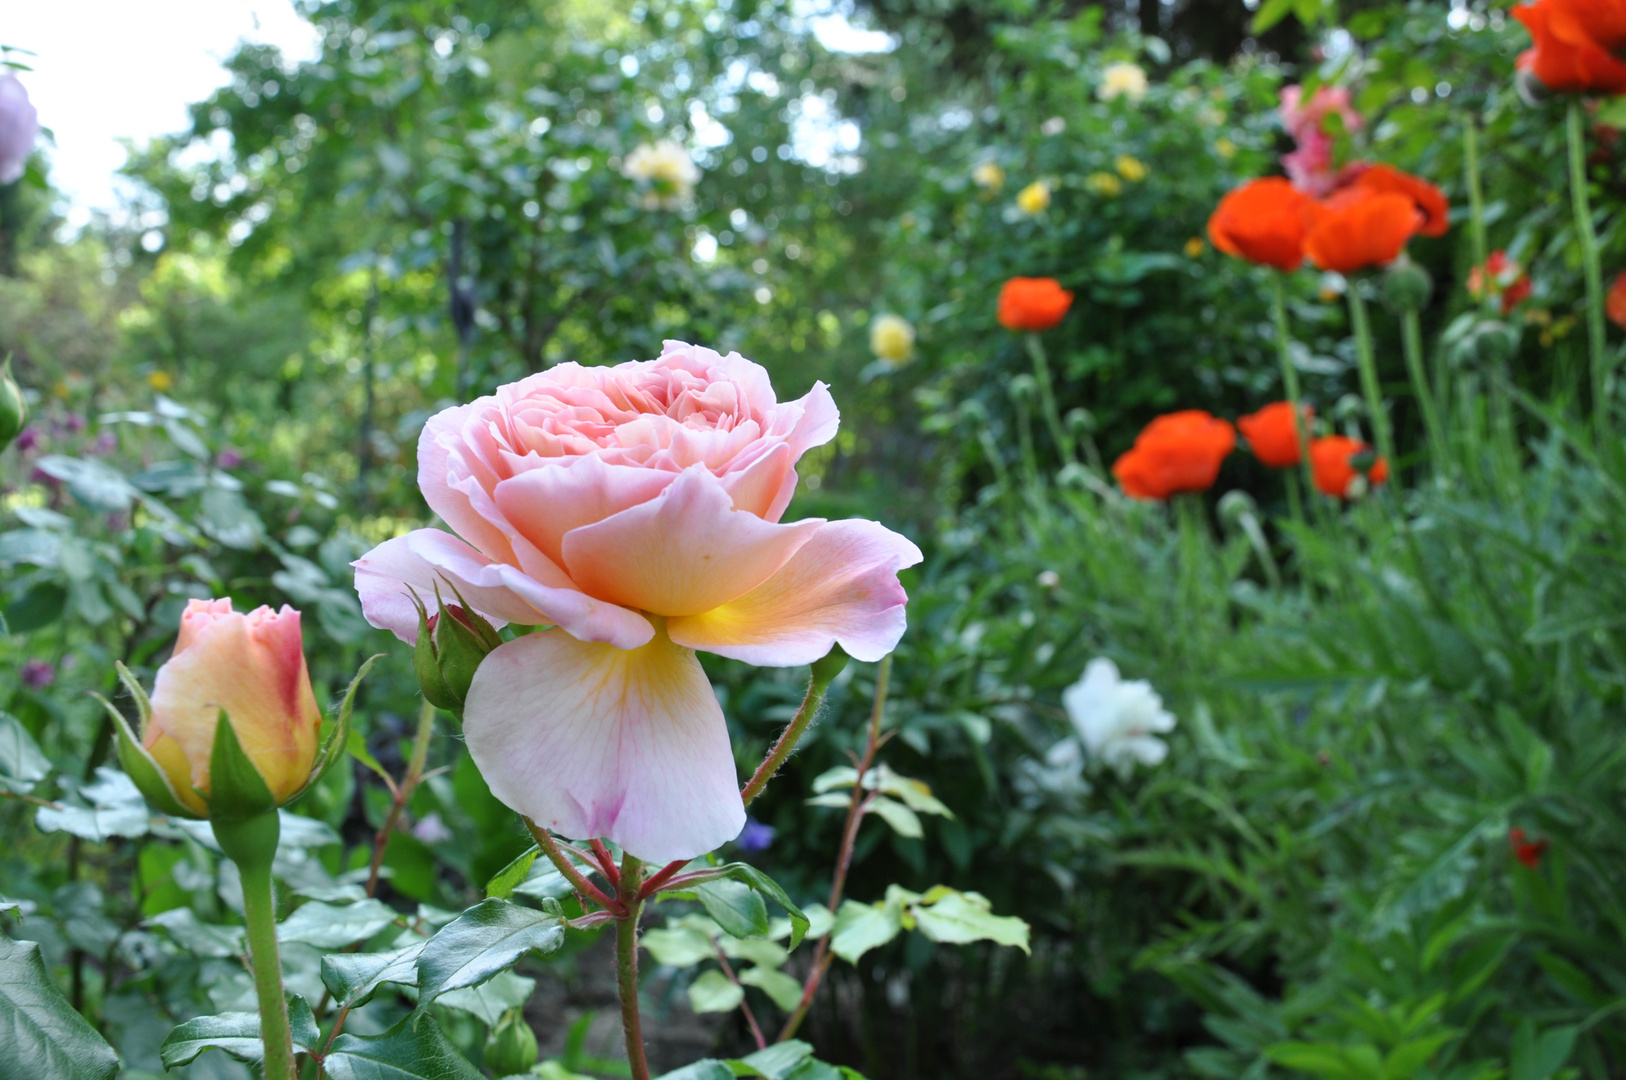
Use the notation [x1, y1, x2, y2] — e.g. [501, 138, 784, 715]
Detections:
[615, 853, 652, 1080]
[779, 655, 893, 1043]
[1567, 99, 1612, 437]
[525, 819, 622, 913]
[591, 839, 621, 887]
[1347, 286, 1397, 477]
[227, 818, 296, 1080]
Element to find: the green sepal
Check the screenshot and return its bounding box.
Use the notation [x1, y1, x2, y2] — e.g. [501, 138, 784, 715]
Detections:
[291, 653, 381, 803]
[206, 710, 277, 824]
[411, 594, 458, 710]
[0, 355, 26, 449]
[96, 692, 198, 820]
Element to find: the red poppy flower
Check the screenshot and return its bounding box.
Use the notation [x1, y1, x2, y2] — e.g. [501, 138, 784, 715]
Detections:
[1207, 178, 1318, 271]
[998, 277, 1074, 332]
[1309, 435, 1389, 497]
[1112, 411, 1237, 500]
[1468, 251, 1533, 314]
[1509, 827, 1551, 868]
[1353, 165, 1450, 238]
[1238, 401, 1314, 468]
[1514, 0, 1626, 95]
[1305, 189, 1422, 275]
[1608, 271, 1626, 329]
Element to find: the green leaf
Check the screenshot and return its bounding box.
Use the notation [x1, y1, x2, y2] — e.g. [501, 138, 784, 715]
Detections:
[673, 864, 810, 949]
[733, 1041, 814, 1079]
[0, 711, 49, 795]
[696, 879, 770, 939]
[146, 907, 246, 958]
[687, 969, 745, 1013]
[324, 1013, 484, 1080]
[643, 926, 715, 967]
[33, 455, 135, 512]
[415, 898, 564, 1009]
[738, 965, 803, 1011]
[206, 711, 276, 822]
[0, 937, 120, 1080]
[829, 899, 903, 964]
[869, 766, 954, 818]
[719, 935, 787, 968]
[159, 996, 320, 1067]
[911, 891, 1030, 954]
[867, 796, 923, 838]
[486, 845, 540, 900]
[436, 970, 535, 1026]
[321, 943, 426, 1008]
[810, 766, 859, 794]
[277, 898, 399, 949]
[1250, 0, 1296, 33]
[35, 768, 153, 841]
[655, 1062, 736, 1080]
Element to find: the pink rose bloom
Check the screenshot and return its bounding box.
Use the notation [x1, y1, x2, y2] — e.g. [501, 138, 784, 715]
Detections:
[145, 599, 323, 815]
[353, 341, 922, 862]
[0, 71, 38, 185]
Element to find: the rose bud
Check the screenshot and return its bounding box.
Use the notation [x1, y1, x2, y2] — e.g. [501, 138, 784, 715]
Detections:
[413, 590, 503, 712]
[103, 598, 341, 821]
[0, 357, 26, 451]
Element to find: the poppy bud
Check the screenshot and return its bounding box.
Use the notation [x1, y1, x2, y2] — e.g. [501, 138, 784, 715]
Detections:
[1469, 321, 1520, 367]
[1008, 374, 1038, 403]
[1382, 258, 1433, 312]
[1065, 407, 1097, 438]
[484, 1011, 539, 1077]
[1216, 489, 1258, 532]
[414, 591, 503, 712]
[0, 357, 25, 451]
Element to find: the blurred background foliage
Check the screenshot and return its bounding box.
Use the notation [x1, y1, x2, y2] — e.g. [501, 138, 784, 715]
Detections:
[6, 0, 1626, 1078]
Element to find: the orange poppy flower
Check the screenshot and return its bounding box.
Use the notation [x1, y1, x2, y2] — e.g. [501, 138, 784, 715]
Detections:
[1238, 401, 1314, 468]
[1353, 164, 1450, 238]
[1112, 410, 1237, 500]
[1309, 435, 1389, 497]
[998, 277, 1074, 332]
[1608, 271, 1626, 329]
[1508, 827, 1550, 868]
[1513, 0, 1626, 95]
[1207, 178, 1318, 271]
[1304, 189, 1421, 274]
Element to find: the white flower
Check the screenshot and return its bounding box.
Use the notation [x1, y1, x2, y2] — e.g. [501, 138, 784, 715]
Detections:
[0, 71, 39, 185]
[622, 139, 700, 209]
[869, 313, 915, 365]
[1061, 657, 1175, 775]
[1098, 62, 1149, 104]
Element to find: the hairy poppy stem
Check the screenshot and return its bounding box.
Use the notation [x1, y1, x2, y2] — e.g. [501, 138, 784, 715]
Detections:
[1566, 100, 1611, 438]
[1269, 273, 1312, 525]
[1346, 286, 1396, 479]
[1023, 333, 1078, 467]
[615, 853, 652, 1080]
[1400, 308, 1447, 471]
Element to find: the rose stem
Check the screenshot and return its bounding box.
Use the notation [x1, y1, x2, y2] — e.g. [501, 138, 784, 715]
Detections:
[218, 813, 296, 1080]
[712, 943, 767, 1051]
[615, 852, 652, 1080]
[1567, 99, 1611, 438]
[779, 654, 891, 1043]
[525, 819, 622, 913]
[739, 648, 848, 806]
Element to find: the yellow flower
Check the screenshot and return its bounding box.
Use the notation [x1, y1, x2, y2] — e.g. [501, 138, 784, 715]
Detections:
[1084, 172, 1122, 197]
[1099, 62, 1149, 103]
[1214, 138, 1238, 159]
[1319, 286, 1340, 303]
[147, 371, 175, 392]
[869, 314, 915, 366]
[1016, 181, 1051, 214]
[1115, 155, 1147, 182]
[972, 160, 1005, 192]
[1184, 237, 1205, 258]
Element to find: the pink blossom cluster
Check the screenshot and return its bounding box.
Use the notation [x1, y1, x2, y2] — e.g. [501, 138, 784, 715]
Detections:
[1279, 84, 1364, 196]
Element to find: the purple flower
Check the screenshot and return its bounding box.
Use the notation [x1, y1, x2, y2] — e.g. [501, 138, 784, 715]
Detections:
[216, 448, 243, 469]
[21, 659, 55, 689]
[90, 432, 118, 456]
[13, 427, 38, 452]
[0, 72, 37, 185]
[64, 414, 86, 433]
[734, 817, 776, 853]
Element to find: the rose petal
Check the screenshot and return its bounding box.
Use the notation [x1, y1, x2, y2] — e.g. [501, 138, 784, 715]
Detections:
[667, 519, 922, 665]
[493, 456, 678, 568]
[462, 628, 745, 863]
[418, 404, 519, 564]
[561, 467, 824, 617]
[352, 530, 654, 650]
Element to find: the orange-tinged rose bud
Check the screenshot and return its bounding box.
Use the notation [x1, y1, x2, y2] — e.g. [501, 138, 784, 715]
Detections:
[1305, 189, 1421, 275]
[1112, 410, 1237, 500]
[1207, 178, 1317, 272]
[997, 277, 1074, 332]
[143, 598, 322, 814]
[1238, 401, 1314, 468]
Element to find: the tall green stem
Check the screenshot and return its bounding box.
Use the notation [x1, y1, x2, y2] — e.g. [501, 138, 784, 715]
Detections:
[1270, 274, 1312, 523]
[1567, 99, 1610, 436]
[217, 813, 296, 1080]
[615, 854, 651, 1080]
[1400, 308, 1446, 471]
[1024, 333, 1077, 466]
[1347, 287, 1396, 476]
[741, 649, 848, 805]
[1463, 116, 1488, 272]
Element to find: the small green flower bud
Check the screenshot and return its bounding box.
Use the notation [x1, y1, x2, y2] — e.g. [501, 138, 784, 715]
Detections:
[484, 1010, 539, 1077]
[414, 591, 502, 711]
[1008, 374, 1038, 402]
[1468, 320, 1519, 367]
[1064, 407, 1097, 438]
[0, 357, 26, 451]
[1381, 258, 1433, 312]
[1216, 489, 1258, 532]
